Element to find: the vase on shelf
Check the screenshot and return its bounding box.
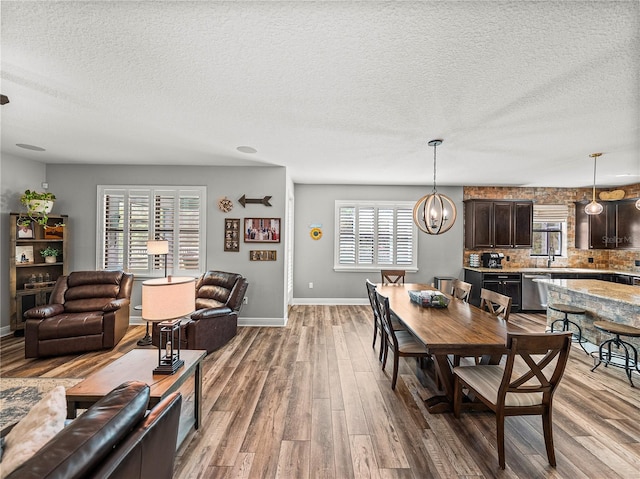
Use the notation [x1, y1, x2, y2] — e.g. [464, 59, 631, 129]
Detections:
[44, 256, 57, 264]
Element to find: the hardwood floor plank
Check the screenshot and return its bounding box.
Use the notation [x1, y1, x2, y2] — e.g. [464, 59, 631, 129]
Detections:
[2, 307, 639, 479]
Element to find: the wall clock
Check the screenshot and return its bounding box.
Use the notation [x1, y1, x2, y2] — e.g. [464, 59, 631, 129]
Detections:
[217, 197, 234, 213]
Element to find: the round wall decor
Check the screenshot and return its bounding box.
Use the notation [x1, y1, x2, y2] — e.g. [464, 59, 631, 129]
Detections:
[217, 197, 234, 213]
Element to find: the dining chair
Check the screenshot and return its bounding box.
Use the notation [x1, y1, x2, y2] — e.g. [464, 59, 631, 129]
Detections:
[366, 279, 405, 361]
[375, 290, 431, 390]
[453, 331, 572, 469]
[381, 269, 406, 285]
[451, 279, 472, 302]
[479, 288, 512, 321]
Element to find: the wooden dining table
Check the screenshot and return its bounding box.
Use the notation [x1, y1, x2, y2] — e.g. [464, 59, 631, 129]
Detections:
[377, 283, 531, 413]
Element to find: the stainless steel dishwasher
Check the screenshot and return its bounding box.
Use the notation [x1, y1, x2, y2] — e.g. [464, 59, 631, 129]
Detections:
[521, 273, 551, 311]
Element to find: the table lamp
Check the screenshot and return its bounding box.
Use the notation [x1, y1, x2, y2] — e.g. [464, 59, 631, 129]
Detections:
[147, 239, 169, 277]
[142, 276, 195, 374]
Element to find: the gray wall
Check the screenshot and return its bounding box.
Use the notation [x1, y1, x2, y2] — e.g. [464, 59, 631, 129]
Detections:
[1, 162, 288, 330]
[293, 184, 464, 301]
[0, 154, 48, 332]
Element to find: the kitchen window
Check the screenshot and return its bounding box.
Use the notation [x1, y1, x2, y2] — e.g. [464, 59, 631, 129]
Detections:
[531, 205, 568, 257]
[334, 200, 417, 271]
[97, 186, 206, 276]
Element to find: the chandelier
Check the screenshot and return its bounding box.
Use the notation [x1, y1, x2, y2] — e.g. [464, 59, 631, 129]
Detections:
[584, 152, 604, 215]
[413, 139, 457, 234]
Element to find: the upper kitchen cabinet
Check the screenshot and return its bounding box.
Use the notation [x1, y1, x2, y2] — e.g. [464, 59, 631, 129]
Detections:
[575, 199, 640, 249]
[464, 200, 533, 249]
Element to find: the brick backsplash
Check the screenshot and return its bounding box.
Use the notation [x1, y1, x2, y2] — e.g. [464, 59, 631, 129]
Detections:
[463, 184, 640, 272]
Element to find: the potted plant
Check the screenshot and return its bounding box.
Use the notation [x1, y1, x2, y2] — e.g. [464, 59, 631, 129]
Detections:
[40, 246, 60, 263]
[20, 190, 57, 226]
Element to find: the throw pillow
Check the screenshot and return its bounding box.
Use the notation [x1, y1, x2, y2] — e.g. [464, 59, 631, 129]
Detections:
[0, 385, 67, 477]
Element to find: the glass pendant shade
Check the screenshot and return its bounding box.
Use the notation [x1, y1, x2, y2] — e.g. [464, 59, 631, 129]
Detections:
[585, 152, 603, 216]
[413, 139, 457, 235]
[636, 198, 640, 210]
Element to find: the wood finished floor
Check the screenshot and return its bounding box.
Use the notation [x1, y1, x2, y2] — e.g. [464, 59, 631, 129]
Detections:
[1, 306, 639, 478]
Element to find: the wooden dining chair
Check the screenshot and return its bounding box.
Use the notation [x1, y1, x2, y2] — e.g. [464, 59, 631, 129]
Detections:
[453, 331, 572, 469]
[381, 269, 406, 285]
[366, 279, 405, 362]
[479, 288, 512, 321]
[451, 279, 472, 302]
[375, 290, 431, 390]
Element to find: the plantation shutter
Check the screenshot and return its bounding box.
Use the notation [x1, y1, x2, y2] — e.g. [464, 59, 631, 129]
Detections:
[336, 201, 417, 270]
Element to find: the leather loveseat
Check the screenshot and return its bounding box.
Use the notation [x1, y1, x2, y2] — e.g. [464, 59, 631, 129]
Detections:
[23, 270, 133, 358]
[6, 381, 181, 479]
[153, 270, 248, 353]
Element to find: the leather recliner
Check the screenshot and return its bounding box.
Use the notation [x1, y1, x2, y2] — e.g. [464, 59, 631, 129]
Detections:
[153, 270, 248, 353]
[23, 270, 133, 358]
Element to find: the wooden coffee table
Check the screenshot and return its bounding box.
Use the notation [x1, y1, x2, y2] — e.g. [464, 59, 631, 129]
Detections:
[66, 348, 206, 446]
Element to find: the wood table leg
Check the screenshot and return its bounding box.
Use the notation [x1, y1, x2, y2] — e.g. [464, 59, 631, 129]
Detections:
[422, 354, 455, 413]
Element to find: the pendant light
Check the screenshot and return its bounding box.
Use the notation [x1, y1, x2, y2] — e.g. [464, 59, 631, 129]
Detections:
[413, 139, 457, 234]
[636, 198, 640, 210]
[584, 152, 604, 215]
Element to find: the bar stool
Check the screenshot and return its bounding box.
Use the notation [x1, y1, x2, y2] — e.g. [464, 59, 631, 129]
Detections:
[591, 321, 640, 387]
[548, 303, 589, 354]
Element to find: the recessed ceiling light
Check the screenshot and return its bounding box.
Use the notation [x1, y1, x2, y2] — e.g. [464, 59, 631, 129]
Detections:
[16, 144, 45, 151]
[236, 146, 257, 154]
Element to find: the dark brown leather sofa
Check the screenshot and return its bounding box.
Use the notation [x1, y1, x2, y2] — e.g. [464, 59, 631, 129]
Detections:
[23, 270, 133, 358]
[6, 381, 181, 479]
[153, 270, 248, 353]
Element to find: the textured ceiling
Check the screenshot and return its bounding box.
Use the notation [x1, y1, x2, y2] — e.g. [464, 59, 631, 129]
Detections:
[1, 1, 639, 187]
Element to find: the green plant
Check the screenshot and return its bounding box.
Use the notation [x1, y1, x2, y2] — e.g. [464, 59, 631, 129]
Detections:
[19, 189, 57, 227]
[40, 246, 60, 258]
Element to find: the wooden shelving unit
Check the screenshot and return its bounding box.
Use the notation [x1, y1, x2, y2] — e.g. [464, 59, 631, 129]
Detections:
[9, 212, 68, 335]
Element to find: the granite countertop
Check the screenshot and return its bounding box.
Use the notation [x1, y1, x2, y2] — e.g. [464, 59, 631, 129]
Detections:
[463, 266, 640, 277]
[536, 278, 640, 305]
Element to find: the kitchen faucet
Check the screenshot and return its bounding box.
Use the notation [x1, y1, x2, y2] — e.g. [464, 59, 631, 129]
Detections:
[547, 246, 555, 268]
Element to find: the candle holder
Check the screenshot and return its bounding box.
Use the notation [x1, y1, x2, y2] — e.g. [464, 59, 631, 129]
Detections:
[154, 318, 184, 375]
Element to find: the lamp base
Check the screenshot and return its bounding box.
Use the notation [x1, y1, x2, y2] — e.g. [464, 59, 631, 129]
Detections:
[153, 358, 184, 375]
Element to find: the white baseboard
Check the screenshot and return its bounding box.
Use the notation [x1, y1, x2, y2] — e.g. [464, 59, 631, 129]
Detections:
[1, 325, 13, 338]
[292, 298, 368, 305]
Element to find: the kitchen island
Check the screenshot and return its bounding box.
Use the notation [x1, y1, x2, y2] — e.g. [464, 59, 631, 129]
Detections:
[535, 278, 640, 349]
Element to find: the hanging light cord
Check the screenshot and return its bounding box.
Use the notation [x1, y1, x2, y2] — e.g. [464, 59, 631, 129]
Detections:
[432, 143, 438, 194]
[591, 155, 597, 201]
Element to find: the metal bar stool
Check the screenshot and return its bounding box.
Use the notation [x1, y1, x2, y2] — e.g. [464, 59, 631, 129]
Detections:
[548, 303, 589, 354]
[591, 320, 640, 387]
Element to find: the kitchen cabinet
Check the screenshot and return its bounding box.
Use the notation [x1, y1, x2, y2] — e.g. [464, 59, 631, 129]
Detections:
[464, 200, 532, 249]
[9, 212, 68, 334]
[464, 269, 522, 312]
[575, 199, 639, 249]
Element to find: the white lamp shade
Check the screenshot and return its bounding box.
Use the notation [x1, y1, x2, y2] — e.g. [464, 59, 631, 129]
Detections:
[142, 276, 195, 321]
[146, 240, 169, 255]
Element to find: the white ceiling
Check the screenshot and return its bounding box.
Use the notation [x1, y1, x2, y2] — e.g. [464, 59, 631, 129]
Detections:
[1, 1, 639, 188]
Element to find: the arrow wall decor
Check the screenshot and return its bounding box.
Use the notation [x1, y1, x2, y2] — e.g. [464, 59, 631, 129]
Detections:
[238, 194, 272, 207]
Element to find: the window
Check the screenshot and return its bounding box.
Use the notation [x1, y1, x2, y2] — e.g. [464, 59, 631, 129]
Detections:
[531, 205, 568, 256]
[97, 186, 206, 276]
[335, 201, 417, 271]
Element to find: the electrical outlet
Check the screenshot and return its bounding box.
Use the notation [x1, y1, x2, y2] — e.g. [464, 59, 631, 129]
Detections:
[309, 282, 314, 289]
[243, 297, 248, 305]
[588, 257, 594, 263]
[635, 260, 640, 267]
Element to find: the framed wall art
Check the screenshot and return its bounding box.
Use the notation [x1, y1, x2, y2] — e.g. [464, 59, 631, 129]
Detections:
[244, 218, 280, 243]
[249, 250, 277, 261]
[224, 218, 240, 252]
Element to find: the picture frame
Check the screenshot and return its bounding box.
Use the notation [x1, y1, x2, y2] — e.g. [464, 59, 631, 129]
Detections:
[16, 219, 34, 239]
[244, 218, 281, 243]
[249, 250, 277, 261]
[224, 218, 240, 252]
[15, 245, 34, 264]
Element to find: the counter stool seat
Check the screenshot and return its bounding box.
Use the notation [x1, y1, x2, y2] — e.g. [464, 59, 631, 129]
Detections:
[591, 320, 640, 387]
[548, 303, 588, 354]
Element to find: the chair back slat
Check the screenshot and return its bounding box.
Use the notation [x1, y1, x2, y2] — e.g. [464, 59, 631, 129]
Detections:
[451, 279, 472, 302]
[381, 270, 406, 285]
[374, 290, 397, 348]
[479, 288, 512, 321]
[365, 279, 381, 324]
[499, 332, 572, 400]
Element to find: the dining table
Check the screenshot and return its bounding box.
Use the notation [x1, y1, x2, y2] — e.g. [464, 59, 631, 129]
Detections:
[376, 283, 532, 413]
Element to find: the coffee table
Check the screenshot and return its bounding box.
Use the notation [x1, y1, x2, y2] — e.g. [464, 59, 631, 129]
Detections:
[66, 348, 206, 446]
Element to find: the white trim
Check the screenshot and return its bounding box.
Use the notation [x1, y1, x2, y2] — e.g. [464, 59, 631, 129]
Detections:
[293, 297, 369, 305]
[0, 325, 13, 338]
[238, 317, 288, 327]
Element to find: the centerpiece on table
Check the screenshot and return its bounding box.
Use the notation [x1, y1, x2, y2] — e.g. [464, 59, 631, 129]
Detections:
[408, 289, 450, 308]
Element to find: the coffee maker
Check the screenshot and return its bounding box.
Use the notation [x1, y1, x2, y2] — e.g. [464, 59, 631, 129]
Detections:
[481, 252, 504, 269]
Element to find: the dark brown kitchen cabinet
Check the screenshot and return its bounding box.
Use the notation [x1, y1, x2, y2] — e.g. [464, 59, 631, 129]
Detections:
[575, 199, 639, 249]
[464, 200, 532, 249]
